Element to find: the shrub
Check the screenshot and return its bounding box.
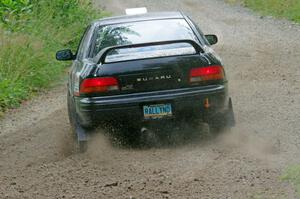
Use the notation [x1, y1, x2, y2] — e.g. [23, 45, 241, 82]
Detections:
[0, 0, 108, 113]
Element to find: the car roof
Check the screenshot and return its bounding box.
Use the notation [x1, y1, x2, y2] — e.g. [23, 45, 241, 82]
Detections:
[92, 12, 185, 26]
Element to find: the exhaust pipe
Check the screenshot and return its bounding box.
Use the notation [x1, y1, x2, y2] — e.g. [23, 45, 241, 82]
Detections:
[141, 127, 148, 134]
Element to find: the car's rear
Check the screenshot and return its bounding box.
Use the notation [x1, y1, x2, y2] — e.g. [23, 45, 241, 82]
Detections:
[74, 15, 231, 128]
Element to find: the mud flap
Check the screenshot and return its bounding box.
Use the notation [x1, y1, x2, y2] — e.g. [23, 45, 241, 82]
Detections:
[74, 118, 89, 153]
[208, 97, 235, 133]
[75, 121, 88, 142]
[68, 92, 89, 153]
[227, 98, 235, 127]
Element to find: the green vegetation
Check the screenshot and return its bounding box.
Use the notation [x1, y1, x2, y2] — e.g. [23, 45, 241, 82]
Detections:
[244, 0, 300, 23]
[0, 0, 107, 114]
[282, 165, 300, 197]
[227, 0, 300, 23]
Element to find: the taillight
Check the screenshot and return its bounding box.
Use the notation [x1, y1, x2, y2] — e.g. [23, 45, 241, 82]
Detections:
[189, 65, 224, 83]
[80, 77, 119, 94]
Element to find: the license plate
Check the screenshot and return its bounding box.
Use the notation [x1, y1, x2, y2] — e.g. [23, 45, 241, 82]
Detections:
[143, 104, 172, 119]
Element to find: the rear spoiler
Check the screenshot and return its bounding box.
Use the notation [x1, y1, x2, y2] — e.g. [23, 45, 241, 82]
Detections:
[93, 39, 204, 64]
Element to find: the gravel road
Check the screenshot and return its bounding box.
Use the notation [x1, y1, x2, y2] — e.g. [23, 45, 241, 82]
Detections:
[1, 0, 300, 198]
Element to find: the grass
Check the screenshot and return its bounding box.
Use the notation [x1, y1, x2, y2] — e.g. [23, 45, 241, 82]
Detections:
[226, 0, 300, 23]
[282, 165, 300, 197]
[0, 0, 108, 114]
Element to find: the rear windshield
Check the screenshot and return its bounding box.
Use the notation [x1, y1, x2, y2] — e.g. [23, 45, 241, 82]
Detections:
[91, 19, 198, 58]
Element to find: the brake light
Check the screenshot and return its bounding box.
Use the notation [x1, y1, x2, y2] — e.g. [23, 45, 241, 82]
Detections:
[80, 77, 119, 94]
[190, 65, 224, 83]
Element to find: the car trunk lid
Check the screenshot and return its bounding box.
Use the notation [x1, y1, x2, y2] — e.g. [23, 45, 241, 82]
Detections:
[94, 54, 211, 95]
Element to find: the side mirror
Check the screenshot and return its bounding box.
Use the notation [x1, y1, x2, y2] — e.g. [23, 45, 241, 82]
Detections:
[56, 49, 75, 61]
[205, 34, 218, 45]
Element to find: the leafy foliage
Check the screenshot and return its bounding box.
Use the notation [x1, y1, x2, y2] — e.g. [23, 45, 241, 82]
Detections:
[0, 0, 108, 113]
[0, 0, 32, 30]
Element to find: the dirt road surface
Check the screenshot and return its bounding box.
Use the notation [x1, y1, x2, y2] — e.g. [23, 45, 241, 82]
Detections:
[1, 0, 300, 198]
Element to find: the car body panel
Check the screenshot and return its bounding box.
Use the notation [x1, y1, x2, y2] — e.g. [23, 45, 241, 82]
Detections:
[63, 12, 231, 128]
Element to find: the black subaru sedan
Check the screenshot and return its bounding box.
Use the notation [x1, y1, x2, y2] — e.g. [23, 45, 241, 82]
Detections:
[56, 11, 235, 151]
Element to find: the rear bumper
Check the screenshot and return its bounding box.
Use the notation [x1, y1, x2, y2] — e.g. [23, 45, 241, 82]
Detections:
[75, 85, 228, 127]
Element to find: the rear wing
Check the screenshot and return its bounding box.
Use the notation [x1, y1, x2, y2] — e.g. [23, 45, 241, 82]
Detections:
[93, 39, 204, 64]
